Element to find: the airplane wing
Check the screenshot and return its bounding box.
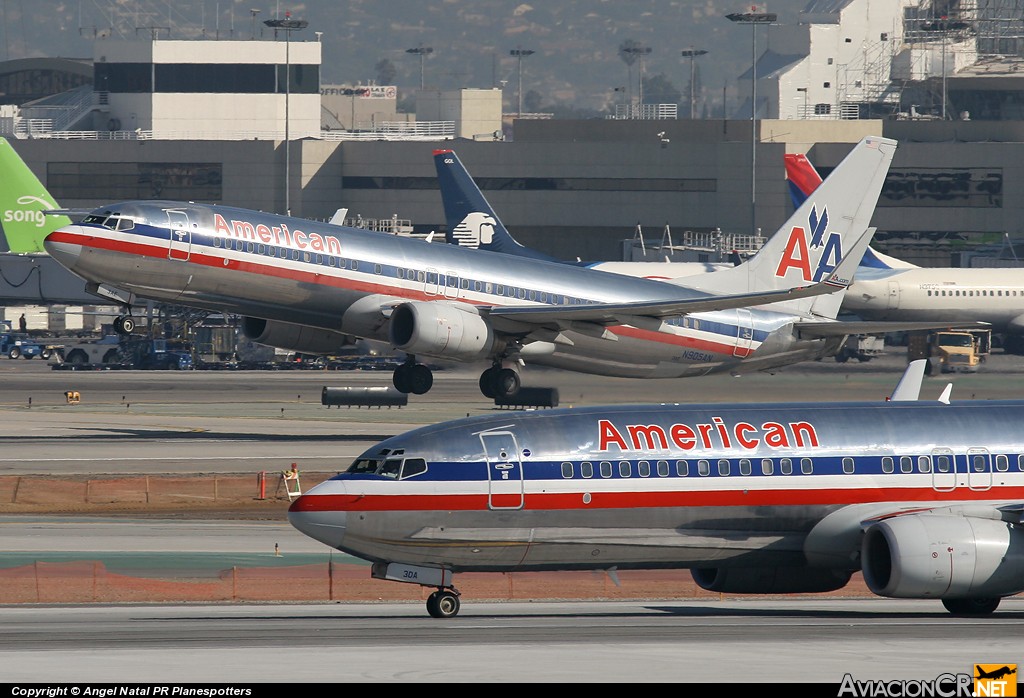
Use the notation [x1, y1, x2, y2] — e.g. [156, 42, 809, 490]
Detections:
[43, 208, 93, 218]
[796, 320, 991, 337]
[488, 227, 869, 326]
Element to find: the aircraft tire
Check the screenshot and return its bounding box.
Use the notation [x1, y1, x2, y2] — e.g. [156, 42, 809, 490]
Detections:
[392, 366, 412, 394]
[408, 364, 433, 395]
[426, 590, 460, 618]
[479, 367, 498, 398]
[493, 368, 520, 397]
[941, 597, 1000, 616]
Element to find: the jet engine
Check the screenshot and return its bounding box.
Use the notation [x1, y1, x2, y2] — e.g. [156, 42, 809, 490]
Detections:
[241, 317, 358, 355]
[861, 513, 1024, 599]
[691, 566, 851, 594]
[388, 302, 496, 361]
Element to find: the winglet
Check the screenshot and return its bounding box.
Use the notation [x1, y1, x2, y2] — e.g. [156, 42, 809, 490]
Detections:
[889, 359, 927, 401]
[938, 383, 953, 404]
[329, 208, 348, 225]
[0, 138, 71, 253]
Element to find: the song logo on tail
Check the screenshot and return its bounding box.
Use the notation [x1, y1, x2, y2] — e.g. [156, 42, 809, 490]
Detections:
[774, 205, 843, 282]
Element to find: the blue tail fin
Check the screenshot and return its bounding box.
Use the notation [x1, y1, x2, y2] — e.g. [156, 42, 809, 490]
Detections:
[433, 149, 560, 262]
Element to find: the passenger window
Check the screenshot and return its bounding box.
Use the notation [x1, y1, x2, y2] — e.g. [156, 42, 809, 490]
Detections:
[697, 459, 710, 476]
[842, 457, 855, 474]
[619, 461, 631, 477]
[900, 456, 913, 474]
[760, 459, 773, 475]
[657, 460, 669, 477]
[717, 459, 730, 476]
[800, 458, 812, 474]
[996, 455, 1009, 472]
[972, 454, 988, 472]
[882, 457, 894, 474]
[600, 461, 612, 478]
[917, 456, 931, 473]
[936, 455, 951, 473]
[638, 461, 651, 477]
[675, 460, 688, 476]
[581, 461, 594, 479]
[401, 458, 426, 479]
[780, 458, 793, 475]
[739, 458, 751, 476]
[561, 462, 573, 479]
[1019, 455, 1024, 472]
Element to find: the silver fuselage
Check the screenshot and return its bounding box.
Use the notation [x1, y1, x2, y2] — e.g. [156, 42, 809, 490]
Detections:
[44, 201, 839, 378]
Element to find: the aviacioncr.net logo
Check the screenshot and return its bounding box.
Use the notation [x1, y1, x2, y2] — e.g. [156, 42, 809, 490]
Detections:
[3, 195, 57, 228]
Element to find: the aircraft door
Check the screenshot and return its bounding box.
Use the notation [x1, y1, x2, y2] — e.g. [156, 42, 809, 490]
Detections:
[424, 267, 440, 296]
[930, 447, 959, 492]
[967, 447, 993, 491]
[886, 281, 900, 310]
[444, 271, 459, 299]
[480, 431, 524, 510]
[166, 210, 192, 261]
[733, 308, 754, 357]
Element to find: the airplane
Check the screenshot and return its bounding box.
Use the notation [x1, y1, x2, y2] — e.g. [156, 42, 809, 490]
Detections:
[785, 153, 1024, 354]
[975, 666, 1017, 681]
[43, 136, 907, 399]
[287, 359, 1024, 618]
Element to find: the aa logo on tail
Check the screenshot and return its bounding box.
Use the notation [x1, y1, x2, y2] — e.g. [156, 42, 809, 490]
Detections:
[774, 205, 843, 283]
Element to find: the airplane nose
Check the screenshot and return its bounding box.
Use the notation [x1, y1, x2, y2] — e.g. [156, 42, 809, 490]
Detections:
[43, 227, 83, 270]
[287, 485, 349, 550]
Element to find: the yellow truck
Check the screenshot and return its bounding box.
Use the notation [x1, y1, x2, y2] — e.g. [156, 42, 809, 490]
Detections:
[907, 329, 991, 375]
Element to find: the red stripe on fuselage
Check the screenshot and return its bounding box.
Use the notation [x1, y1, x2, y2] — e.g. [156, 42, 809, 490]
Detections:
[50, 229, 759, 358]
[289, 484, 1024, 513]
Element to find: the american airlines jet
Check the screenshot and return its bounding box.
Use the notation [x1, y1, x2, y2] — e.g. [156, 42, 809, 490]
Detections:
[288, 360, 1024, 618]
[43, 137, 896, 398]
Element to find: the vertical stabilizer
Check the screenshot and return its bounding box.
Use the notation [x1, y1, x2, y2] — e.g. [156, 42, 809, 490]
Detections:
[0, 138, 70, 253]
[433, 149, 560, 261]
[681, 136, 898, 318]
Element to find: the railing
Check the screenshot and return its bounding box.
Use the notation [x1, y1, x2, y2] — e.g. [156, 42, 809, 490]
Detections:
[3, 122, 457, 142]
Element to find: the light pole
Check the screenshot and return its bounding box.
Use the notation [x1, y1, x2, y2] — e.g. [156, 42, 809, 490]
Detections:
[726, 9, 776, 237]
[264, 12, 308, 216]
[510, 47, 535, 118]
[680, 48, 708, 119]
[406, 45, 433, 90]
[622, 45, 652, 116]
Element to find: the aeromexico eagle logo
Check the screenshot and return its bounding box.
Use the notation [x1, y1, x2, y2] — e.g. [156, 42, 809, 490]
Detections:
[774, 205, 843, 283]
[451, 212, 496, 248]
[3, 195, 55, 227]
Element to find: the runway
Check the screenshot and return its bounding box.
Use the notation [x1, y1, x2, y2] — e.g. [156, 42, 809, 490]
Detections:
[1, 599, 1022, 683]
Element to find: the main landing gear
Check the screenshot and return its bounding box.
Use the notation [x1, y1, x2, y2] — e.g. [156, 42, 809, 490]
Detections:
[112, 314, 135, 336]
[426, 588, 461, 618]
[479, 363, 520, 399]
[392, 356, 433, 395]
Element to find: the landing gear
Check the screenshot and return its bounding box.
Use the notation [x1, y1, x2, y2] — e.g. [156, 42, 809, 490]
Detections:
[478, 364, 520, 399]
[113, 315, 135, 336]
[942, 597, 1000, 616]
[392, 357, 433, 395]
[426, 588, 461, 618]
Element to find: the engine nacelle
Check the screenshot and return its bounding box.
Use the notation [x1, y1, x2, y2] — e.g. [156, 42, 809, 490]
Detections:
[388, 302, 495, 361]
[241, 317, 358, 355]
[691, 566, 851, 594]
[861, 513, 1024, 599]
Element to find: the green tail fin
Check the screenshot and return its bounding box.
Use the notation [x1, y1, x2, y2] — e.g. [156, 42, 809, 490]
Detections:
[0, 138, 70, 253]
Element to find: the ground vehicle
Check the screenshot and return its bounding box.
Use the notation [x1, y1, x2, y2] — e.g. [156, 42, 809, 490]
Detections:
[834, 334, 885, 363]
[0, 321, 60, 360]
[58, 335, 123, 365]
[908, 328, 991, 374]
[121, 338, 193, 370]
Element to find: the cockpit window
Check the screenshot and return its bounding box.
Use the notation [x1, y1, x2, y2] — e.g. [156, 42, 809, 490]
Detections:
[401, 458, 427, 479]
[83, 214, 108, 226]
[379, 458, 403, 479]
[347, 458, 381, 474]
[115, 217, 135, 231]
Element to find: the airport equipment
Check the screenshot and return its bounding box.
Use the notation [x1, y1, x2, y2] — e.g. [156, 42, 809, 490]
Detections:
[321, 386, 407, 408]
